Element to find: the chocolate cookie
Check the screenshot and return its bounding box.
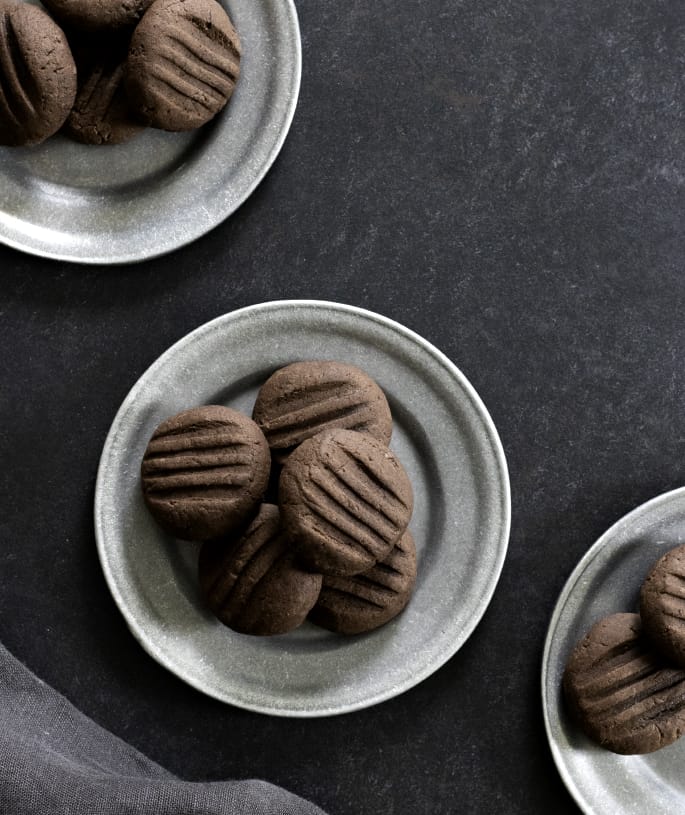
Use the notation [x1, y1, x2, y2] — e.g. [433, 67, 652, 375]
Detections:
[563, 612, 685, 754]
[141, 405, 270, 541]
[40, 0, 154, 31]
[64, 37, 143, 145]
[125, 0, 241, 131]
[309, 530, 417, 635]
[640, 544, 685, 668]
[253, 361, 393, 463]
[198, 504, 323, 636]
[279, 429, 414, 576]
[0, 0, 77, 147]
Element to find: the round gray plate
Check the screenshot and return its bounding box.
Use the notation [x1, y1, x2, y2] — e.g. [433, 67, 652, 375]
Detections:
[95, 300, 511, 716]
[0, 0, 300, 264]
[542, 487, 685, 814]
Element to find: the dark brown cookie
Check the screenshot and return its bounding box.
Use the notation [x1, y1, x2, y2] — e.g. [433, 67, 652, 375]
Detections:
[0, 0, 77, 147]
[640, 544, 685, 668]
[562, 612, 685, 754]
[141, 405, 270, 541]
[40, 0, 154, 31]
[309, 530, 417, 635]
[198, 504, 323, 636]
[253, 361, 393, 463]
[125, 0, 241, 131]
[63, 36, 143, 145]
[279, 429, 414, 577]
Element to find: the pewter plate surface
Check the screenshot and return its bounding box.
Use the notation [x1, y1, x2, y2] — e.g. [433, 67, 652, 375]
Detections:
[0, 0, 300, 264]
[542, 487, 685, 814]
[94, 300, 511, 716]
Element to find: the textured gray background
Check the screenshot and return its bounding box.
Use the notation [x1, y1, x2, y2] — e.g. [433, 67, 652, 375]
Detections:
[0, 0, 684, 813]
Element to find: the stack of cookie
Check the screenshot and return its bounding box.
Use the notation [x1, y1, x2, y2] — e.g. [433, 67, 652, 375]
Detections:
[563, 545, 685, 754]
[0, 0, 240, 146]
[141, 361, 418, 637]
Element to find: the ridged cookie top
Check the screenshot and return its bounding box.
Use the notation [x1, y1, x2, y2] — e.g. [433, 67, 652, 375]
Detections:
[563, 612, 685, 754]
[640, 544, 685, 668]
[309, 530, 417, 634]
[0, 1, 77, 146]
[198, 504, 323, 636]
[126, 0, 241, 131]
[279, 429, 413, 576]
[141, 405, 270, 541]
[253, 361, 393, 462]
[40, 0, 154, 31]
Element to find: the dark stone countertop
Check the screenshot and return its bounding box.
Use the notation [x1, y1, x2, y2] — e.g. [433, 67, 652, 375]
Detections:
[1, 1, 683, 812]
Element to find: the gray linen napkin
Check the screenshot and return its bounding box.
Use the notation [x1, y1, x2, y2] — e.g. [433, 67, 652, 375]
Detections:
[0, 642, 327, 814]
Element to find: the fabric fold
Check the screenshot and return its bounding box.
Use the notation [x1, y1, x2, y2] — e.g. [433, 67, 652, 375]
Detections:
[0, 642, 326, 815]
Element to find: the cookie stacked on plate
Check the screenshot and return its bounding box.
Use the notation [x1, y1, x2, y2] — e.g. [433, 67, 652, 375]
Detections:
[0, 0, 240, 147]
[141, 361, 418, 637]
[563, 544, 685, 754]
